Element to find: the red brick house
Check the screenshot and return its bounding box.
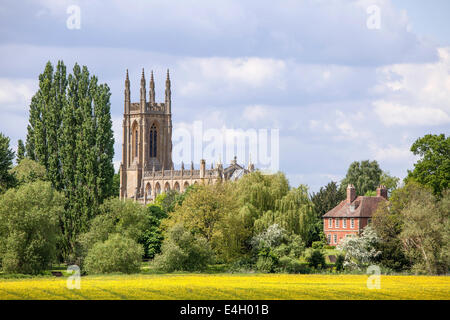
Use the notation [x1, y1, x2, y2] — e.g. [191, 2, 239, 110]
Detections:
[323, 184, 388, 246]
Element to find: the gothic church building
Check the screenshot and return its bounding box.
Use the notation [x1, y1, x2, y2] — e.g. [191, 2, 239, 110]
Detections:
[119, 69, 253, 203]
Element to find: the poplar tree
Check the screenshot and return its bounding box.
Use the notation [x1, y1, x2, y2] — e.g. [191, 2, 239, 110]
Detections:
[0, 132, 15, 193]
[25, 61, 115, 260]
[16, 139, 25, 163]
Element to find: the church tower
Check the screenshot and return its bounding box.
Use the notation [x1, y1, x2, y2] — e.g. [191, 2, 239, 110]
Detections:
[120, 69, 173, 199]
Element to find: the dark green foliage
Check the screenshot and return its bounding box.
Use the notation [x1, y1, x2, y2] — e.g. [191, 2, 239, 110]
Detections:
[407, 133, 449, 197]
[25, 61, 115, 260]
[306, 249, 326, 269]
[335, 254, 345, 271]
[341, 160, 382, 196]
[0, 181, 64, 274]
[83, 234, 143, 274]
[139, 205, 167, 259]
[152, 224, 214, 272]
[111, 172, 120, 197]
[311, 181, 345, 217]
[16, 139, 25, 163]
[0, 132, 15, 193]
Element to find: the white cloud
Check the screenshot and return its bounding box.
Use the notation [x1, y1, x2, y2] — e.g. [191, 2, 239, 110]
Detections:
[243, 105, 270, 123]
[0, 78, 36, 109]
[373, 47, 450, 126]
[373, 101, 450, 126]
[369, 143, 415, 163]
[178, 57, 286, 97]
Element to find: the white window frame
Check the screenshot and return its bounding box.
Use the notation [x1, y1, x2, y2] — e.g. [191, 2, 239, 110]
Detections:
[335, 218, 339, 228]
[333, 234, 337, 244]
[327, 234, 331, 244]
[328, 218, 332, 228]
[350, 218, 355, 229]
[343, 218, 347, 228]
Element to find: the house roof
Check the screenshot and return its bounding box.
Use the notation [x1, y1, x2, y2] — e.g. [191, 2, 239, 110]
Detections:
[323, 196, 387, 218]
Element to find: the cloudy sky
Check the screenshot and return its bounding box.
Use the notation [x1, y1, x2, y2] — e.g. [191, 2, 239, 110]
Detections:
[0, 0, 449, 192]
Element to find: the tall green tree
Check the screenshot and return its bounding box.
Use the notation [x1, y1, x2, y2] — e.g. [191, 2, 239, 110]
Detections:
[341, 160, 382, 196]
[16, 139, 25, 163]
[407, 133, 449, 197]
[311, 181, 345, 217]
[0, 132, 15, 193]
[25, 61, 115, 260]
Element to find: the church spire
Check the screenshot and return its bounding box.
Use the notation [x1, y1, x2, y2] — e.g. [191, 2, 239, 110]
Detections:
[124, 69, 130, 113]
[140, 68, 146, 111]
[165, 69, 171, 114]
[149, 70, 155, 105]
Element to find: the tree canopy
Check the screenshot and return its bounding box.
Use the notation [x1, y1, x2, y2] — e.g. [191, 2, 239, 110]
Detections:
[407, 133, 449, 196]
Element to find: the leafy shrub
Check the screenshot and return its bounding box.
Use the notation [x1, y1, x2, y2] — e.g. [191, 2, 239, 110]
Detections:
[312, 241, 324, 249]
[151, 224, 214, 272]
[256, 247, 279, 273]
[84, 234, 143, 274]
[77, 198, 148, 260]
[335, 254, 345, 271]
[0, 181, 63, 274]
[278, 256, 311, 274]
[305, 248, 326, 269]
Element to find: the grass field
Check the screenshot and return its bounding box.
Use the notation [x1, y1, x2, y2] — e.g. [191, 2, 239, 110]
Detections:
[0, 274, 449, 300]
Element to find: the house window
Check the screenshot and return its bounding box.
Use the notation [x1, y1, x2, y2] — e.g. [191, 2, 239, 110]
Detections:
[328, 218, 332, 228]
[327, 234, 331, 244]
[343, 218, 347, 228]
[335, 218, 339, 228]
[368, 218, 372, 225]
[350, 218, 355, 229]
[333, 234, 337, 244]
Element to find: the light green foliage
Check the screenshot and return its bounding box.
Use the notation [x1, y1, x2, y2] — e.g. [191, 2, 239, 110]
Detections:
[78, 198, 148, 257]
[253, 184, 318, 245]
[152, 224, 214, 272]
[9, 158, 46, 185]
[407, 133, 449, 196]
[380, 171, 400, 195]
[0, 132, 15, 193]
[0, 181, 64, 274]
[84, 234, 143, 274]
[341, 160, 382, 196]
[400, 189, 449, 274]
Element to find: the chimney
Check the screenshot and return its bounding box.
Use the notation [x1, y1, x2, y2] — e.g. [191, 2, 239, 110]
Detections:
[347, 184, 356, 204]
[376, 185, 388, 199]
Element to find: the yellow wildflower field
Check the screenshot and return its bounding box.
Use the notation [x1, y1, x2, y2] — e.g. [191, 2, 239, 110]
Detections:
[0, 274, 448, 300]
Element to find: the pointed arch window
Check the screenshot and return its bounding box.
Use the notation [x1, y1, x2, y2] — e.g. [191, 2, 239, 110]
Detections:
[135, 129, 138, 158]
[149, 124, 157, 158]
